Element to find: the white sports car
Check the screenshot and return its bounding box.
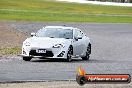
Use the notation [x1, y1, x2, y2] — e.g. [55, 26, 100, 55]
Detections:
[22, 26, 91, 62]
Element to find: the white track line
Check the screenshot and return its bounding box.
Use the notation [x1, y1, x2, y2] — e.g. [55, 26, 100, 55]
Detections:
[56, 0, 132, 7]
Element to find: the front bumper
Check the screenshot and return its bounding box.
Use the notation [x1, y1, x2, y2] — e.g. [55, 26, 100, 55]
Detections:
[22, 46, 68, 59]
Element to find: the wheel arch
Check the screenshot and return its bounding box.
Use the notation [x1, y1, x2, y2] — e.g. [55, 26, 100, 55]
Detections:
[69, 45, 73, 55]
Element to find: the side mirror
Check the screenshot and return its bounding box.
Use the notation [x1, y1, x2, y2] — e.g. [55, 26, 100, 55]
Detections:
[31, 32, 36, 37]
[75, 36, 82, 41]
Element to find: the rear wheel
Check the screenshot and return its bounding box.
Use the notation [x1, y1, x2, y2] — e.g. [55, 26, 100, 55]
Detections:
[66, 46, 73, 62]
[23, 57, 32, 61]
[82, 44, 91, 60]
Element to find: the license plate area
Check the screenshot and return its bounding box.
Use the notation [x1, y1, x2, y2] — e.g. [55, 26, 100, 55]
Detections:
[36, 49, 46, 53]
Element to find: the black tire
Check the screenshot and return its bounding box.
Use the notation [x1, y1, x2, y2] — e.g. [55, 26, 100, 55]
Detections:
[23, 57, 32, 61]
[82, 44, 91, 60]
[66, 46, 73, 62]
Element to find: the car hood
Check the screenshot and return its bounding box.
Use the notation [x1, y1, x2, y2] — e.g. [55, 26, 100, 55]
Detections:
[26, 37, 71, 48]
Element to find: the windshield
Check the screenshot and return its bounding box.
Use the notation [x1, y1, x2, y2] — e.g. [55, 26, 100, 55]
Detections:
[36, 28, 73, 39]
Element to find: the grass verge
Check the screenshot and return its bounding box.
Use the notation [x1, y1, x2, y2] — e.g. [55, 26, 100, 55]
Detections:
[0, 47, 21, 55]
[0, 0, 132, 23]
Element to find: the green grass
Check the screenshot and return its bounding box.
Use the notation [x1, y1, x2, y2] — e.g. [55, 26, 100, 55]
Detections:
[0, 47, 21, 55]
[0, 0, 132, 22]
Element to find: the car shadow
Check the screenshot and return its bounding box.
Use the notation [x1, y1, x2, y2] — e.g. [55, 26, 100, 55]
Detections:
[31, 58, 86, 63]
[30, 58, 129, 63]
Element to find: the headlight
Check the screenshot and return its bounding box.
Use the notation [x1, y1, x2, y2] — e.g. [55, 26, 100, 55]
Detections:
[53, 44, 65, 48]
[24, 41, 31, 46]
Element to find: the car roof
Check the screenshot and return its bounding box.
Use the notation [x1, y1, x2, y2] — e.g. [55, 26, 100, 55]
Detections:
[44, 26, 75, 30]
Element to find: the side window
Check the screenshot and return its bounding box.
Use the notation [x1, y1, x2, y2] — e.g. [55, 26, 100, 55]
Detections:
[74, 30, 82, 37]
[80, 31, 85, 37]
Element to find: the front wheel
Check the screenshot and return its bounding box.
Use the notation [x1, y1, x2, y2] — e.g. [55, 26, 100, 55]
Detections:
[23, 57, 32, 61]
[81, 44, 91, 60]
[66, 47, 73, 62]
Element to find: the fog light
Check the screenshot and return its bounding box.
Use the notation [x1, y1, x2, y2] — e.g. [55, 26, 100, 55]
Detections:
[23, 48, 27, 55]
[57, 51, 65, 57]
[23, 51, 26, 55]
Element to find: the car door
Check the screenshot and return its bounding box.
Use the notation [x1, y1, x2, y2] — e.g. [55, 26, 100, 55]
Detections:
[79, 30, 87, 56]
[73, 29, 84, 57]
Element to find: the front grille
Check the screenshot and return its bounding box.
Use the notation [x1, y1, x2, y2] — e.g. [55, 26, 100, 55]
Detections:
[29, 50, 54, 57]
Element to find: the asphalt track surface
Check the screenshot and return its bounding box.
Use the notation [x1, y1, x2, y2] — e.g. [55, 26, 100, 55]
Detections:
[0, 22, 132, 82]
